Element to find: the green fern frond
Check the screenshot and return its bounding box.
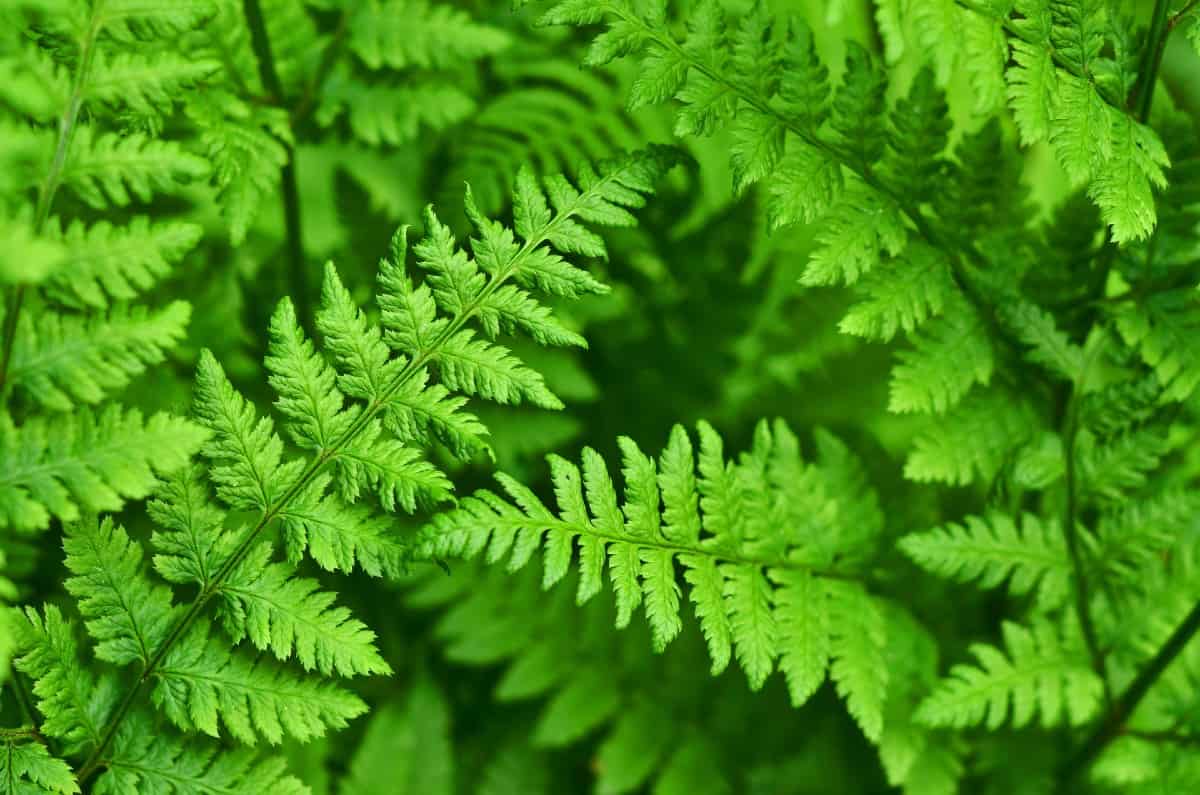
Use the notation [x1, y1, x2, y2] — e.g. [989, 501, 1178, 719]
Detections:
[915, 618, 1103, 730]
[348, 0, 510, 71]
[339, 678, 454, 795]
[12, 605, 113, 755]
[98, 0, 217, 41]
[1003, 301, 1086, 383]
[422, 418, 890, 739]
[0, 214, 67, 286]
[317, 71, 475, 147]
[7, 150, 676, 782]
[998, 0, 1170, 241]
[904, 390, 1035, 485]
[1116, 289, 1200, 402]
[900, 513, 1071, 609]
[85, 50, 218, 116]
[0, 406, 207, 533]
[0, 736, 78, 794]
[99, 716, 307, 795]
[189, 93, 290, 245]
[7, 302, 190, 411]
[44, 217, 201, 310]
[63, 128, 210, 209]
[154, 621, 366, 745]
[217, 542, 392, 678]
[63, 517, 177, 668]
[888, 298, 994, 415]
[839, 244, 955, 341]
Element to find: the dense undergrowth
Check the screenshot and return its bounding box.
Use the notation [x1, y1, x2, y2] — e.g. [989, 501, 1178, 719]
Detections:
[2, 0, 1200, 792]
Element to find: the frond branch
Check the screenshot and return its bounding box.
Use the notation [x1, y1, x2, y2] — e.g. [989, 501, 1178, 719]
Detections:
[601, 2, 1021, 359]
[76, 159, 654, 783]
[0, 1, 107, 394]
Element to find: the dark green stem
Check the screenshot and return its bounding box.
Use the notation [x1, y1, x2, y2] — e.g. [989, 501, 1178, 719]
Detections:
[1132, 0, 1173, 122]
[241, 0, 309, 328]
[1060, 598, 1200, 781]
[8, 673, 39, 734]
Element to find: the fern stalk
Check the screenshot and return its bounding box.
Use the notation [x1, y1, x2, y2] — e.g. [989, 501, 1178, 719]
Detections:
[76, 165, 643, 783]
[1132, 0, 1174, 122]
[241, 0, 308, 326]
[1061, 598, 1200, 782]
[0, 1, 107, 395]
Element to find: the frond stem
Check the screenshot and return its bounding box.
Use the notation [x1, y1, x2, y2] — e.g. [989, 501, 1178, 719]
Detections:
[241, 0, 308, 327]
[75, 165, 638, 785]
[7, 673, 40, 736]
[1169, 0, 1200, 28]
[423, 515, 863, 581]
[1060, 596, 1200, 782]
[1132, 0, 1174, 122]
[0, 2, 105, 396]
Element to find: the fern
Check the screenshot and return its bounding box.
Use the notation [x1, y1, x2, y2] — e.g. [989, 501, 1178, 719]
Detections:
[7, 149, 675, 790]
[915, 618, 1104, 730]
[901, 513, 1072, 610]
[423, 418, 891, 740]
[0, 407, 205, 533]
[3, 0, 1200, 790]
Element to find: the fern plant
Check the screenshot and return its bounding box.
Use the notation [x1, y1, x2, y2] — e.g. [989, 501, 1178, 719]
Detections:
[5, 0, 1200, 792]
[3, 148, 676, 790]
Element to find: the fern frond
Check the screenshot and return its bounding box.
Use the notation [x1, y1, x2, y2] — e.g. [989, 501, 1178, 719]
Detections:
[900, 513, 1071, 609]
[98, 0, 217, 41]
[98, 713, 307, 794]
[63, 128, 209, 208]
[339, 678, 454, 795]
[0, 214, 67, 286]
[0, 406, 207, 533]
[904, 390, 1034, 485]
[1115, 289, 1200, 402]
[12, 605, 113, 755]
[348, 0, 510, 71]
[317, 72, 475, 147]
[63, 517, 177, 668]
[85, 50, 218, 116]
[8, 302, 190, 411]
[44, 217, 201, 310]
[217, 542, 391, 678]
[802, 180, 907, 287]
[189, 94, 290, 245]
[0, 736, 78, 794]
[888, 298, 994, 415]
[839, 244, 955, 341]
[997, 0, 1170, 241]
[154, 621, 366, 745]
[915, 619, 1103, 730]
[1003, 301, 1085, 382]
[422, 418, 889, 738]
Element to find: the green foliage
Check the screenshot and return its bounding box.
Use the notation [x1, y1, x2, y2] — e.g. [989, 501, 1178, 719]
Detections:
[2, 0, 1200, 792]
[424, 419, 891, 740]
